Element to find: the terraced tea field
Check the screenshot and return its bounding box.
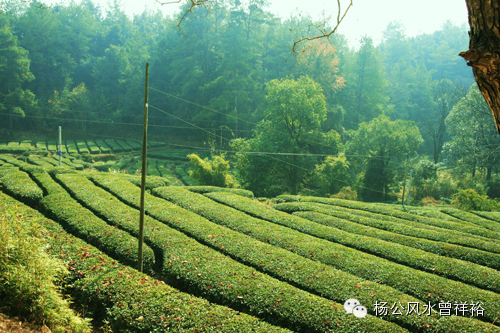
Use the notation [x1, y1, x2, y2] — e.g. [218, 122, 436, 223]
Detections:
[0, 139, 206, 185]
[0, 161, 499, 332]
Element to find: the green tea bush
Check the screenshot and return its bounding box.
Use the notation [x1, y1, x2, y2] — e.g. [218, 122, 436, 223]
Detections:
[0, 192, 290, 333]
[0, 202, 91, 332]
[41, 192, 156, 272]
[29, 172, 156, 271]
[91, 175, 411, 332]
[175, 164, 196, 185]
[204, 192, 500, 293]
[291, 208, 500, 270]
[276, 195, 500, 240]
[186, 185, 254, 198]
[152, 187, 500, 331]
[0, 168, 43, 206]
[103, 139, 123, 153]
[439, 206, 500, 233]
[124, 174, 170, 189]
[451, 188, 499, 212]
[47, 166, 77, 175]
[273, 201, 500, 254]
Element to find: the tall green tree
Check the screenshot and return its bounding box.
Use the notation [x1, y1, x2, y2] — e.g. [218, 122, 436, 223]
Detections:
[231, 76, 343, 196]
[445, 84, 500, 180]
[0, 15, 35, 130]
[347, 115, 423, 201]
[341, 36, 388, 129]
[423, 79, 466, 163]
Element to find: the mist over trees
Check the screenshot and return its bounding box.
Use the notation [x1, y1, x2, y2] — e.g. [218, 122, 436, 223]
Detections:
[2, 0, 497, 202]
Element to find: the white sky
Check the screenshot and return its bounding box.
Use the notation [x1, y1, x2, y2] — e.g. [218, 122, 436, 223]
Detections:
[123, 0, 469, 47]
[45, 0, 469, 48]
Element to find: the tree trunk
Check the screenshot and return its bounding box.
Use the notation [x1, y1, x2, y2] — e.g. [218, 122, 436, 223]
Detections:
[460, 0, 500, 134]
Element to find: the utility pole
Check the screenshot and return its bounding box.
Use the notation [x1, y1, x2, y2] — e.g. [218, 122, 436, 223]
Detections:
[58, 126, 62, 167]
[401, 150, 409, 208]
[407, 169, 413, 206]
[138, 62, 149, 273]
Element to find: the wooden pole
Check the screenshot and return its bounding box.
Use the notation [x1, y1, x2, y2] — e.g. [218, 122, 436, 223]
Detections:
[138, 62, 149, 272]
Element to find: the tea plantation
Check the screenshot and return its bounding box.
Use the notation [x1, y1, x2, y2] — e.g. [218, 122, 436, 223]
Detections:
[0, 153, 499, 332]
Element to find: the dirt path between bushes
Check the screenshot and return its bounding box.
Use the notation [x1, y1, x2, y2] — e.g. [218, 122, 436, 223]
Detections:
[0, 313, 51, 333]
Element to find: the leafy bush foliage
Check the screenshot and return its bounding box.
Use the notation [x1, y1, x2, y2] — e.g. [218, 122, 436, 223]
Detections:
[187, 153, 236, 187]
[0, 168, 43, 205]
[0, 192, 288, 333]
[0, 201, 91, 332]
[93, 178, 407, 332]
[451, 189, 499, 211]
[185, 185, 254, 198]
[330, 186, 358, 200]
[308, 153, 350, 196]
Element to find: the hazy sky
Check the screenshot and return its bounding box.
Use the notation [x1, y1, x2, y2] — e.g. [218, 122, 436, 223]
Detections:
[45, 0, 469, 48]
[120, 0, 468, 47]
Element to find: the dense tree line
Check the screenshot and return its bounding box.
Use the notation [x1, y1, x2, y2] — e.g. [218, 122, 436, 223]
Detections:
[2, 0, 498, 202]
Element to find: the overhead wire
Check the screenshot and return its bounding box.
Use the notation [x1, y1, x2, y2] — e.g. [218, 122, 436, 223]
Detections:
[1, 102, 242, 124]
[150, 86, 346, 153]
[0, 113, 251, 132]
[148, 103, 398, 194]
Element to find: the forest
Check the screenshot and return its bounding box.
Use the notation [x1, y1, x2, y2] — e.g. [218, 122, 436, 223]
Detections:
[1, 0, 498, 205]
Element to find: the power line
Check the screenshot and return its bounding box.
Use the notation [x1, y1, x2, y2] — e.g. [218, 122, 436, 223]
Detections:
[150, 86, 343, 153]
[0, 113, 252, 132]
[1, 103, 243, 124]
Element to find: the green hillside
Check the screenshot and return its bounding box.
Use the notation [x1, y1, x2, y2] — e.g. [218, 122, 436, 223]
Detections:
[0, 162, 499, 332]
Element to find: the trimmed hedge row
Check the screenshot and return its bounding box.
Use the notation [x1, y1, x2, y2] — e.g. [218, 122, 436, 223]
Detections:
[92, 160, 117, 172]
[69, 174, 426, 330]
[205, 192, 500, 288]
[156, 161, 183, 185]
[22, 171, 156, 272]
[85, 140, 101, 154]
[175, 165, 196, 185]
[148, 150, 195, 161]
[439, 207, 500, 233]
[19, 140, 32, 150]
[27, 156, 56, 168]
[185, 185, 255, 198]
[0, 168, 43, 206]
[158, 189, 500, 327]
[89, 174, 411, 333]
[35, 141, 48, 150]
[75, 140, 90, 155]
[50, 156, 84, 169]
[0, 191, 291, 333]
[295, 209, 500, 271]
[94, 139, 111, 154]
[116, 139, 133, 152]
[0, 141, 30, 153]
[122, 173, 170, 189]
[102, 139, 122, 153]
[474, 211, 500, 224]
[151, 186, 500, 330]
[65, 140, 78, 154]
[276, 195, 500, 241]
[390, 204, 463, 222]
[274, 202, 500, 255]
[46, 140, 59, 153]
[0, 154, 24, 166]
[125, 140, 142, 150]
[41, 191, 155, 271]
